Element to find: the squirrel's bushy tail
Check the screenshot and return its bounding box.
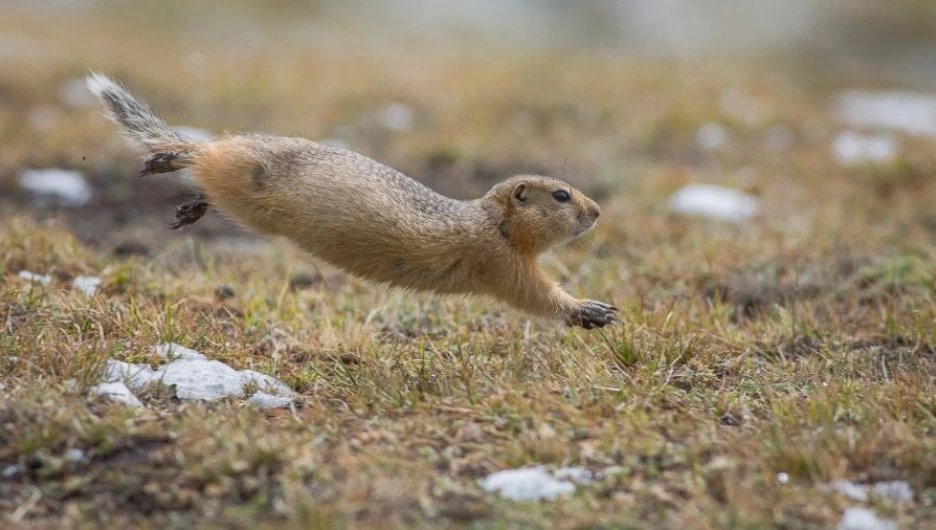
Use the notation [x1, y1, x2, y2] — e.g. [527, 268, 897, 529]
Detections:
[86, 72, 204, 175]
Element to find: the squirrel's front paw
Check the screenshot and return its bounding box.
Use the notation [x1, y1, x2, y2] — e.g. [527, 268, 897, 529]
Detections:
[565, 300, 618, 329]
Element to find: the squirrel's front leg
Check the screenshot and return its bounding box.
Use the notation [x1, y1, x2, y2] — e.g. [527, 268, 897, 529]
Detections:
[508, 265, 618, 329]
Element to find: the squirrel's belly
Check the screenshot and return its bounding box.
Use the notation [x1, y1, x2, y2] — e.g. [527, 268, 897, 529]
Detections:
[293, 233, 473, 294]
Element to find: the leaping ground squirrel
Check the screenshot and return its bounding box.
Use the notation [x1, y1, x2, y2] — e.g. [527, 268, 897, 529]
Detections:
[86, 73, 617, 329]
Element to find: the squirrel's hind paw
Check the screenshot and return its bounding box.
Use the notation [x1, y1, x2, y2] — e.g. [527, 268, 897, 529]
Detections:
[140, 151, 193, 178]
[170, 194, 209, 230]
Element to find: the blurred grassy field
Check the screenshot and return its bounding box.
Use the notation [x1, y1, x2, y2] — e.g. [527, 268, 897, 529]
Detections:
[3, 2, 936, 529]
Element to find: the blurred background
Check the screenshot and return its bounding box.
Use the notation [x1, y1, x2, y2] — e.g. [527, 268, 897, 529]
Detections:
[1, 0, 935, 253]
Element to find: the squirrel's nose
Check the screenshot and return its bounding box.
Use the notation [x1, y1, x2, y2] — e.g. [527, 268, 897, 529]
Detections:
[588, 203, 601, 219]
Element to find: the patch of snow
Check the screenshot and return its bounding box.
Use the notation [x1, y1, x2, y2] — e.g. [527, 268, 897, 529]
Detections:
[1, 465, 19, 478]
[154, 342, 207, 361]
[777, 472, 790, 485]
[668, 184, 761, 223]
[838, 507, 896, 530]
[833, 131, 899, 165]
[20, 168, 92, 207]
[377, 102, 414, 131]
[91, 381, 144, 408]
[480, 466, 581, 502]
[174, 126, 214, 142]
[835, 90, 936, 138]
[829, 480, 913, 503]
[63, 448, 85, 463]
[60, 77, 97, 108]
[72, 276, 101, 296]
[247, 392, 294, 409]
[18, 270, 52, 285]
[696, 122, 729, 151]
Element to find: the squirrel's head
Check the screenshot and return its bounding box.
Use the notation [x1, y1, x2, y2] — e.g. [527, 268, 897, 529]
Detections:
[484, 175, 601, 255]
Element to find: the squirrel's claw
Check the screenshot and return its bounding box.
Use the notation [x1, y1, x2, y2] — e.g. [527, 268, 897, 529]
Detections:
[566, 300, 618, 329]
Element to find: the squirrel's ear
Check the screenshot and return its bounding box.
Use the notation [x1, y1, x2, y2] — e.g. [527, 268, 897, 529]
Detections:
[512, 182, 528, 203]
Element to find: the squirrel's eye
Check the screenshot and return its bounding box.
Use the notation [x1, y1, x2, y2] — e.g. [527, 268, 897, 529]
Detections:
[552, 190, 571, 203]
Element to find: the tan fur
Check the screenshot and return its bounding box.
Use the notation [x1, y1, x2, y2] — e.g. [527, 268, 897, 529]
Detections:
[88, 74, 617, 328]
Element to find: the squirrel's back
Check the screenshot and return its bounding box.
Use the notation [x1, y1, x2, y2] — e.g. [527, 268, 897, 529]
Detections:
[195, 133, 489, 292]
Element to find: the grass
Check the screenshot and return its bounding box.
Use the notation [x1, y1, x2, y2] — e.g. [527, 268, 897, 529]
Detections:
[2, 3, 936, 529]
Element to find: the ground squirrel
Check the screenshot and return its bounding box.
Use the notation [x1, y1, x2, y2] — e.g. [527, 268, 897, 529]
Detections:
[86, 73, 617, 329]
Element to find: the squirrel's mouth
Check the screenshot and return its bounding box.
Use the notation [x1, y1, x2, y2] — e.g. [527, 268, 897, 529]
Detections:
[575, 219, 598, 238]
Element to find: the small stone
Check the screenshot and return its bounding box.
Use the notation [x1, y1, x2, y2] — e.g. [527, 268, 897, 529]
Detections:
[833, 131, 899, 165]
[479, 466, 577, 502]
[25, 455, 43, 470]
[157, 359, 244, 401]
[838, 507, 896, 530]
[104, 360, 157, 390]
[112, 241, 150, 258]
[72, 276, 101, 296]
[214, 285, 235, 300]
[696, 122, 729, 151]
[289, 272, 322, 291]
[240, 370, 295, 397]
[247, 392, 294, 410]
[63, 448, 85, 463]
[829, 480, 913, 502]
[835, 90, 936, 138]
[377, 103, 414, 131]
[668, 184, 761, 223]
[154, 343, 207, 361]
[719, 412, 742, 426]
[20, 168, 92, 207]
[777, 472, 790, 485]
[91, 381, 144, 408]
[102, 344, 295, 404]
[552, 467, 595, 484]
[18, 270, 52, 285]
[1, 465, 19, 478]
